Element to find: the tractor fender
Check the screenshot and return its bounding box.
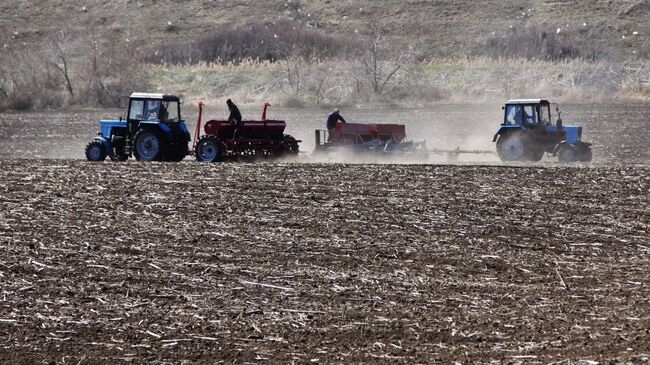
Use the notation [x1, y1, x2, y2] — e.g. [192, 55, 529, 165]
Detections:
[158, 123, 172, 133]
[94, 136, 111, 153]
[553, 141, 569, 156]
[178, 121, 192, 142]
[137, 122, 173, 140]
[492, 126, 521, 142]
[492, 128, 507, 142]
[178, 121, 189, 134]
[139, 121, 171, 133]
[492, 127, 507, 142]
[553, 140, 591, 155]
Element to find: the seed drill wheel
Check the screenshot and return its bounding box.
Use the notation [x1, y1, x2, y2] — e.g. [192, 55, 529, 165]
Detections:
[282, 135, 299, 156]
[133, 129, 166, 161]
[195, 135, 223, 162]
[497, 133, 528, 161]
[85, 141, 107, 161]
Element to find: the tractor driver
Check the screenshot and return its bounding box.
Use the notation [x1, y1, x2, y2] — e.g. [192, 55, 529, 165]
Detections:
[326, 109, 347, 131]
[523, 106, 535, 125]
[160, 104, 169, 122]
[227, 99, 243, 138]
[145, 100, 161, 120]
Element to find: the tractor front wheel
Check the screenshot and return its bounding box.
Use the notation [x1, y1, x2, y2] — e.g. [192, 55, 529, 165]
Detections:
[558, 144, 578, 162]
[85, 141, 106, 161]
[133, 129, 166, 161]
[497, 133, 527, 161]
[527, 149, 545, 162]
[196, 135, 223, 162]
[579, 147, 593, 162]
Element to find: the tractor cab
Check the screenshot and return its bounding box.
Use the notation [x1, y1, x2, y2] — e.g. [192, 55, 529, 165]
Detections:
[127, 93, 181, 124]
[85, 92, 191, 162]
[503, 99, 555, 128]
[493, 99, 592, 162]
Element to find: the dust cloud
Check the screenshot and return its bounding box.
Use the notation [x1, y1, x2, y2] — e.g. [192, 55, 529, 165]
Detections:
[0, 104, 648, 165]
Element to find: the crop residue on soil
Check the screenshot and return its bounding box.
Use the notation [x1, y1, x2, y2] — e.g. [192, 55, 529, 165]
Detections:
[0, 160, 648, 363]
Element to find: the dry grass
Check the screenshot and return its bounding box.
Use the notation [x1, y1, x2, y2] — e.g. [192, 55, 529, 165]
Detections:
[149, 57, 650, 107]
[3, 0, 650, 109]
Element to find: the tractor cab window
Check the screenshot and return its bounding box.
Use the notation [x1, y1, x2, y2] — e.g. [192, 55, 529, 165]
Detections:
[161, 101, 179, 122]
[144, 100, 161, 121]
[523, 105, 536, 124]
[128, 100, 145, 120]
[505, 105, 523, 125]
[539, 105, 550, 125]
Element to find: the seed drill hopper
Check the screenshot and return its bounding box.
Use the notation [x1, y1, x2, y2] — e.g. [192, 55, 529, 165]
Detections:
[194, 102, 300, 162]
[314, 122, 492, 161]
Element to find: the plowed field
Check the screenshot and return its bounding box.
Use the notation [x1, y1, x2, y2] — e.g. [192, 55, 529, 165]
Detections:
[1, 106, 649, 363]
[0, 160, 648, 363]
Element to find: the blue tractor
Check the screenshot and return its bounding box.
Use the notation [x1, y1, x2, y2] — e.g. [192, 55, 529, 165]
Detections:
[85, 92, 191, 162]
[492, 99, 592, 162]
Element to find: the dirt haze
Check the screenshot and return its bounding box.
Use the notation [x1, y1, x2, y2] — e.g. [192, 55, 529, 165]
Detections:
[0, 105, 648, 165]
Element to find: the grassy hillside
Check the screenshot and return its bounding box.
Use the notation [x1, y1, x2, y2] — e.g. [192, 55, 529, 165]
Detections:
[2, 0, 650, 110]
[2, 0, 649, 60]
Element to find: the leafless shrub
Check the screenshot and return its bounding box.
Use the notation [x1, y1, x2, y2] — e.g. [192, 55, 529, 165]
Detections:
[0, 26, 148, 110]
[306, 64, 330, 105]
[77, 29, 149, 107]
[477, 25, 601, 61]
[283, 55, 305, 95]
[148, 19, 359, 64]
[0, 42, 63, 110]
[279, 94, 305, 107]
[356, 21, 411, 96]
[46, 26, 75, 101]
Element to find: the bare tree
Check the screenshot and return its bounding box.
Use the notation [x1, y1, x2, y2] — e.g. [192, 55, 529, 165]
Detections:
[312, 70, 329, 104]
[81, 29, 107, 106]
[284, 54, 304, 95]
[79, 28, 148, 107]
[48, 27, 75, 99]
[359, 22, 404, 95]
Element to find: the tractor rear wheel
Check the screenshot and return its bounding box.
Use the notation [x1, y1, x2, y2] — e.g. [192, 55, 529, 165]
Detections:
[196, 135, 223, 162]
[85, 141, 106, 161]
[558, 144, 578, 162]
[133, 129, 167, 161]
[497, 133, 527, 161]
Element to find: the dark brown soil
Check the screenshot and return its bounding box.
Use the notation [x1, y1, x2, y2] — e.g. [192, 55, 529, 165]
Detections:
[0, 160, 648, 364]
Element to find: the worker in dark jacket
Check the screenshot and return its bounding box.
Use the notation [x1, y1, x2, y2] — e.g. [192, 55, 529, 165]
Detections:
[326, 109, 347, 130]
[227, 99, 243, 138]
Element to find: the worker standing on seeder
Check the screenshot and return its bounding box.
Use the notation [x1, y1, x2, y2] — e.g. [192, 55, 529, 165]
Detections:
[326, 108, 347, 131]
[227, 99, 243, 138]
